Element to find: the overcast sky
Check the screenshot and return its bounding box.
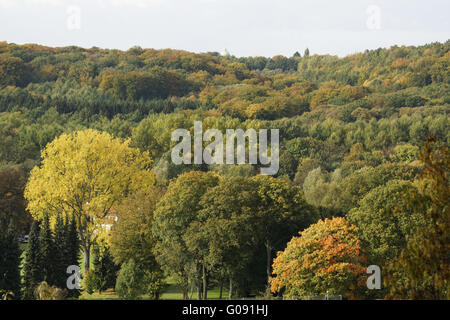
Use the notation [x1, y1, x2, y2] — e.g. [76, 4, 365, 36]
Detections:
[0, 0, 449, 57]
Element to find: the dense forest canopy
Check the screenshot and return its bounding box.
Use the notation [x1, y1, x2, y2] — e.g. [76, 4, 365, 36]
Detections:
[0, 41, 448, 171]
[0, 41, 448, 183]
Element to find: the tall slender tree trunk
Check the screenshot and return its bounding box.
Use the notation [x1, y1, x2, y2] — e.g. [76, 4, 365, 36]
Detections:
[229, 278, 233, 299]
[189, 280, 194, 299]
[196, 263, 202, 300]
[202, 262, 207, 300]
[83, 242, 90, 275]
[219, 281, 223, 300]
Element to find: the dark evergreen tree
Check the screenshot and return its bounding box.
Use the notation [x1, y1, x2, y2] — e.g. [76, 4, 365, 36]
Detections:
[304, 48, 310, 57]
[0, 219, 21, 299]
[22, 220, 42, 299]
[91, 244, 102, 292]
[64, 214, 80, 298]
[39, 214, 57, 286]
[101, 247, 119, 291]
[65, 214, 80, 269]
[91, 244, 119, 294]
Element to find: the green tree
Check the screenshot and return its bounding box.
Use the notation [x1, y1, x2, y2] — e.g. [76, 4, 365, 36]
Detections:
[0, 54, 30, 87]
[348, 180, 427, 267]
[64, 214, 80, 297]
[193, 176, 260, 298]
[153, 171, 219, 299]
[53, 215, 67, 289]
[91, 244, 119, 294]
[251, 175, 318, 292]
[304, 48, 310, 57]
[0, 167, 31, 234]
[115, 259, 144, 300]
[0, 219, 21, 299]
[22, 221, 42, 299]
[386, 137, 449, 299]
[39, 214, 57, 286]
[110, 189, 164, 270]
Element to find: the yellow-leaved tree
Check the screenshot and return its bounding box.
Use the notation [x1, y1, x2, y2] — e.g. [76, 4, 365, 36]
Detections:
[25, 129, 154, 274]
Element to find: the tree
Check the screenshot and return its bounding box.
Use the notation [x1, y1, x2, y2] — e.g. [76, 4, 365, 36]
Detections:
[304, 48, 310, 57]
[270, 217, 366, 299]
[53, 215, 67, 289]
[91, 244, 119, 294]
[0, 54, 30, 87]
[293, 157, 321, 186]
[63, 214, 80, 297]
[348, 180, 427, 267]
[0, 167, 31, 234]
[39, 214, 57, 286]
[251, 175, 318, 292]
[110, 189, 164, 270]
[115, 259, 144, 300]
[347, 180, 428, 297]
[25, 129, 154, 275]
[153, 171, 219, 299]
[386, 137, 449, 299]
[65, 214, 80, 265]
[191, 176, 261, 299]
[22, 221, 42, 299]
[109, 189, 165, 297]
[0, 219, 21, 299]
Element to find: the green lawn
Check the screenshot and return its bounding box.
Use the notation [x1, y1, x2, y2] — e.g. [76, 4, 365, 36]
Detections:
[160, 277, 229, 300]
[22, 243, 229, 300]
[79, 277, 229, 300]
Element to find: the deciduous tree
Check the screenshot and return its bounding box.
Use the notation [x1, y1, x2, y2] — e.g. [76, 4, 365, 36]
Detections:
[25, 129, 154, 274]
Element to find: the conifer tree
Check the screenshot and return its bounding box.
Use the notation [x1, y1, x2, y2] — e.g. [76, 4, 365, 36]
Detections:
[0, 219, 21, 299]
[22, 221, 42, 299]
[304, 48, 310, 57]
[91, 244, 119, 294]
[39, 214, 57, 286]
[65, 214, 80, 269]
[64, 214, 81, 297]
[53, 215, 67, 289]
[101, 246, 119, 291]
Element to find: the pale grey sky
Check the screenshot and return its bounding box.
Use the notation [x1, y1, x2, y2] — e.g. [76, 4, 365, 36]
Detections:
[0, 0, 449, 57]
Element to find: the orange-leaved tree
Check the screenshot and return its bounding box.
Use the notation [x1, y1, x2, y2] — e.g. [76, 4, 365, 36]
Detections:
[270, 217, 366, 299]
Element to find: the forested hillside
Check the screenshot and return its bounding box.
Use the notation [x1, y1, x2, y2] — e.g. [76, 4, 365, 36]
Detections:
[0, 40, 448, 300]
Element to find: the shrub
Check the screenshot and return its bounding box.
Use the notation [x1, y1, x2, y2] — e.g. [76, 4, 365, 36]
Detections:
[115, 259, 144, 300]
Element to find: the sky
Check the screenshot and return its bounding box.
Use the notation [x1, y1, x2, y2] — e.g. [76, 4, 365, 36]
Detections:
[0, 0, 449, 57]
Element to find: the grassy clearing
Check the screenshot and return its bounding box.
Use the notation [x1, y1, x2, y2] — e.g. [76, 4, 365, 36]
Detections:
[79, 277, 230, 300]
[23, 245, 230, 300]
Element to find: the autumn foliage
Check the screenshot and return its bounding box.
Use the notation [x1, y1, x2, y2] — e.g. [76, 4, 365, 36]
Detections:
[270, 217, 366, 299]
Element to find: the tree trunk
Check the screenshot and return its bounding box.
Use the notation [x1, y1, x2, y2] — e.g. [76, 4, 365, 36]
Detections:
[265, 240, 272, 292]
[219, 281, 223, 300]
[189, 281, 194, 299]
[196, 263, 202, 300]
[228, 278, 233, 299]
[202, 262, 207, 300]
[83, 242, 91, 275]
